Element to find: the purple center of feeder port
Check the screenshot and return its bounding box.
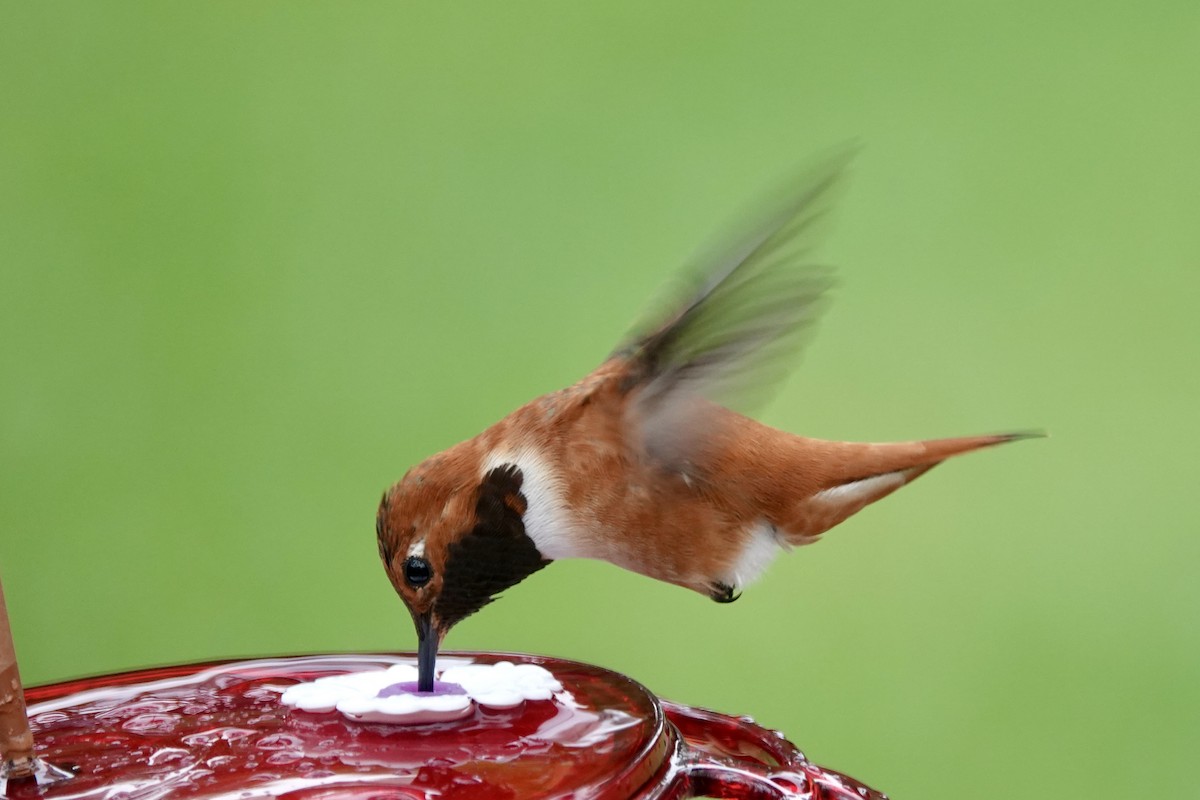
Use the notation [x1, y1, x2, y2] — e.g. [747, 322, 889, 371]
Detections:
[377, 681, 468, 698]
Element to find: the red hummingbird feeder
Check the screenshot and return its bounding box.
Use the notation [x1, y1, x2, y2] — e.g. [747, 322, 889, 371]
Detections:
[1, 580, 888, 800]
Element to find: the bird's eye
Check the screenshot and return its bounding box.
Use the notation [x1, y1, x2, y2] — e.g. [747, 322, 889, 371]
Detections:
[404, 556, 432, 588]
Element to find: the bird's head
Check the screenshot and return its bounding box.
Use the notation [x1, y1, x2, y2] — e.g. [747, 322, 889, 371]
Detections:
[376, 455, 550, 690]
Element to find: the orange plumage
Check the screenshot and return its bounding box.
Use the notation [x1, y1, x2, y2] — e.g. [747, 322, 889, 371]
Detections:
[376, 155, 1038, 688]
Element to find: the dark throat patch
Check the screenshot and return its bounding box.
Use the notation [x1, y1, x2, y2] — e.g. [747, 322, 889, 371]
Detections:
[435, 464, 550, 630]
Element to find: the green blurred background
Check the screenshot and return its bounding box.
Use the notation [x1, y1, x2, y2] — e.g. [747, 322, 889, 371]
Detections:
[2, 2, 1197, 797]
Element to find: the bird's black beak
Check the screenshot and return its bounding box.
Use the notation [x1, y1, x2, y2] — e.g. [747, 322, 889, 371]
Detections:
[416, 611, 437, 692]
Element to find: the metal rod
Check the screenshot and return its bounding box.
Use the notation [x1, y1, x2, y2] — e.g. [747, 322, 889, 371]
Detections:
[0, 576, 35, 780]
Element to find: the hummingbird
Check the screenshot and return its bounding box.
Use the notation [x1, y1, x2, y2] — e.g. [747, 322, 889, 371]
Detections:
[376, 157, 1036, 691]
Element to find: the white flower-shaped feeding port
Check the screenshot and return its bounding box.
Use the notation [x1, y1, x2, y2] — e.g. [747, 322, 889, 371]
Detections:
[280, 661, 563, 724]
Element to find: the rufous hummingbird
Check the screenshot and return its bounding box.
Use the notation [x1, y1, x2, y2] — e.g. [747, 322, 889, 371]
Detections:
[376, 158, 1037, 690]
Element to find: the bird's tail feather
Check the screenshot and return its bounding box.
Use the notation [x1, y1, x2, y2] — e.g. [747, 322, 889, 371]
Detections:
[778, 431, 1041, 544]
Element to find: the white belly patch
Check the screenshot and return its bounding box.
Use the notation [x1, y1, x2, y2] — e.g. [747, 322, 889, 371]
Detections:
[726, 520, 784, 589]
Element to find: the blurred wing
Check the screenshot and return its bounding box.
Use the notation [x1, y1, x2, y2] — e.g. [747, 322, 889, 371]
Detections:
[616, 151, 850, 432]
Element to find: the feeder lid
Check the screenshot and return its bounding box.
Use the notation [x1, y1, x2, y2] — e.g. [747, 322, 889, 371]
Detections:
[11, 653, 884, 799]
